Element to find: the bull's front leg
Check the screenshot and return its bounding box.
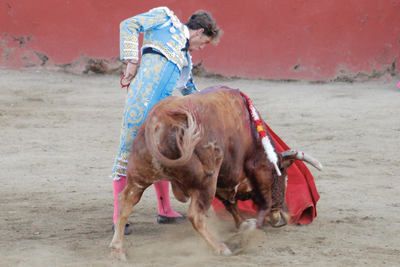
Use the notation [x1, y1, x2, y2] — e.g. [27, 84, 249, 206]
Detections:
[219, 199, 245, 229]
[253, 171, 273, 228]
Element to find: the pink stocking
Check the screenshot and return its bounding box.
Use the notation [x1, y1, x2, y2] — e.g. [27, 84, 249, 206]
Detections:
[113, 176, 127, 224]
[154, 180, 182, 217]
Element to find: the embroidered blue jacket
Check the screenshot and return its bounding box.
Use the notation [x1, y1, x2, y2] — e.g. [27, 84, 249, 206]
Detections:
[120, 6, 197, 95]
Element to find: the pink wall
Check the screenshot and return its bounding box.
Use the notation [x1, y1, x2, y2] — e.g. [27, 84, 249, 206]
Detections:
[1, 0, 399, 80]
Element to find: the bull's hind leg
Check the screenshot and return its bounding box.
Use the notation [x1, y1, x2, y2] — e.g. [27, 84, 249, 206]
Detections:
[188, 189, 232, 255]
[109, 178, 148, 260]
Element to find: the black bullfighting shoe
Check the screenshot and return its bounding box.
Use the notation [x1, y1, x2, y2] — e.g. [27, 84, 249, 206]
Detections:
[112, 223, 133, 235]
[156, 215, 186, 224]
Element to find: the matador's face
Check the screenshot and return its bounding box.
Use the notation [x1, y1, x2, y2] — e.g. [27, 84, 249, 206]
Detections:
[189, 31, 212, 52]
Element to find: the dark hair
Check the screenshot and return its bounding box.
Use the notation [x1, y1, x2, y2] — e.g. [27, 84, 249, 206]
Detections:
[186, 10, 222, 44]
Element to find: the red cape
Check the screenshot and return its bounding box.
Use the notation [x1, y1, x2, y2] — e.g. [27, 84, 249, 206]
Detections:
[212, 125, 320, 225]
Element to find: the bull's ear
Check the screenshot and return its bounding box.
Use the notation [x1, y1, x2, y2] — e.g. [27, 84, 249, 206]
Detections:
[279, 150, 297, 171]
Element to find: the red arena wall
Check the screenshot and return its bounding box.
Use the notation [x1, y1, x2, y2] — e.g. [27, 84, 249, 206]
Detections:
[1, 0, 399, 80]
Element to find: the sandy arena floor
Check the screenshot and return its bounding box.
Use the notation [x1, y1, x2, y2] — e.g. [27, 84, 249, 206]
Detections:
[0, 69, 399, 266]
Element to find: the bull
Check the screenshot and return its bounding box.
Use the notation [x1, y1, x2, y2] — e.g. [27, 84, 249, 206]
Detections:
[109, 86, 322, 259]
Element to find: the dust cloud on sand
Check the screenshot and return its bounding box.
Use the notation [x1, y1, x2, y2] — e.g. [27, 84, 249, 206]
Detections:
[1, 69, 399, 266]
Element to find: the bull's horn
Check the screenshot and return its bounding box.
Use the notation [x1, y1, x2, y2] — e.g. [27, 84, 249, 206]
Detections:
[295, 151, 323, 171]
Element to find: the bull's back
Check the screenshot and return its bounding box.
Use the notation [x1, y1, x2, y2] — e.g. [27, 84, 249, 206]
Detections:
[187, 87, 252, 140]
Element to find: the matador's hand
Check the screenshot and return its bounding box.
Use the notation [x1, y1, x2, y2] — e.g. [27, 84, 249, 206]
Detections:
[120, 61, 139, 89]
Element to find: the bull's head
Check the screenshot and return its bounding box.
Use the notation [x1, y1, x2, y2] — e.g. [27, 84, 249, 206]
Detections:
[252, 150, 323, 228]
[268, 149, 322, 227]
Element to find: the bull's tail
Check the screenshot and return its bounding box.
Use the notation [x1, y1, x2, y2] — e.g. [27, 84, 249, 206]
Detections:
[145, 109, 202, 167]
[281, 150, 323, 171]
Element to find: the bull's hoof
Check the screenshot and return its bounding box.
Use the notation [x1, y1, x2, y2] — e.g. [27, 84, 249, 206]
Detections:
[239, 218, 257, 232]
[269, 211, 289, 228]
[110, 248, 127, 261]
[217, 243, 232, 256]
[109, 240, 120, 250]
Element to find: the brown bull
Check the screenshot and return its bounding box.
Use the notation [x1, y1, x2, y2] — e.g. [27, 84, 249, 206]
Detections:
[109, 86, 322, 259]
